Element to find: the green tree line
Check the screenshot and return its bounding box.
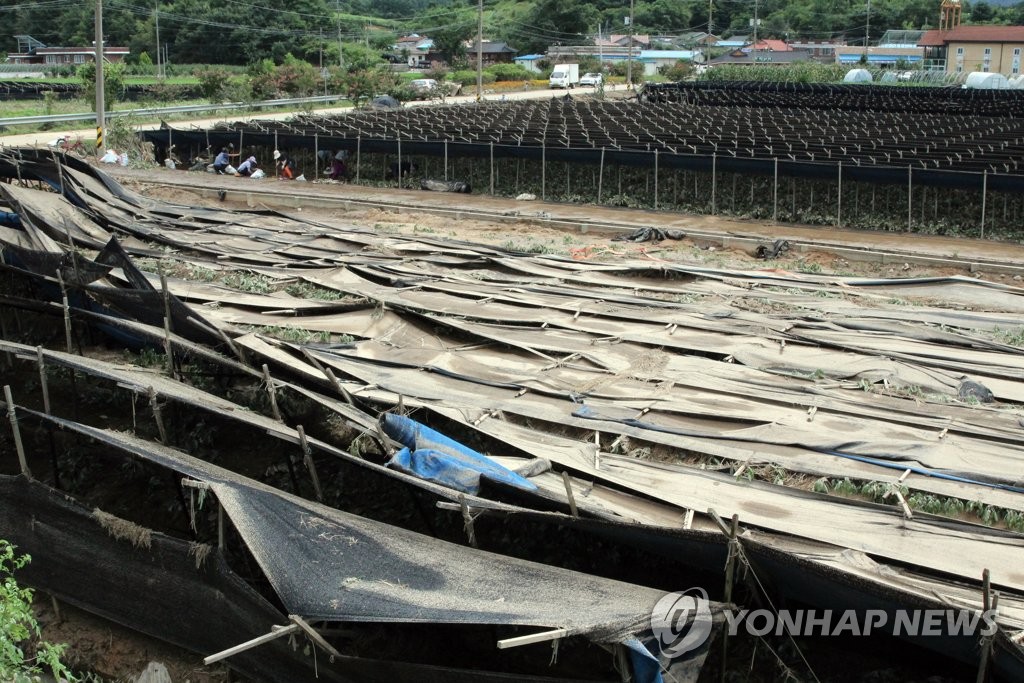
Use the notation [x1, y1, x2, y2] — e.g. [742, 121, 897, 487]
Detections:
[3, 0, 1024, 66]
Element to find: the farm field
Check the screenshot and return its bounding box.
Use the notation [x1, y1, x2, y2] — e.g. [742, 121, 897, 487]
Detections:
[2, 81, 1024, 682]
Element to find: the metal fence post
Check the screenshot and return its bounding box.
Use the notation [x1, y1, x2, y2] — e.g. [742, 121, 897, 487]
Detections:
[598, 147, 605, 204]
[837, 161, 842, 228]
[773, 158, 779, 223]
[653, 149, 659, 210]
[711, 153, 717, 215]
[444, 140, 448, 181]
[908, 165, 913, 231]
[396, 136, 402, 188]
[314, 134, 319, 179]
[356, 135, 361, 184]
[981, 170, 988, 239]
[541, 140, 546, 201]
[490, 142, 494, 195]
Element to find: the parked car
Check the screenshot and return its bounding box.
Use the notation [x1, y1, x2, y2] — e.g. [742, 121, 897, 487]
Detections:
[409, 78, 439, 98]
[579, 72, 603, 87]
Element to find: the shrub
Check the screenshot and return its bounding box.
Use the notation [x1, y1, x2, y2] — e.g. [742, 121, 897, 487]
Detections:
[194, 67, 232, 102]
[485, 63, 533, 82]
[0, 540, 75, 681]
[450, 69, 496, 86]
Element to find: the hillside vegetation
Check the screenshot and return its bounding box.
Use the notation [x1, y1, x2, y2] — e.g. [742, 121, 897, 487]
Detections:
[2, 0, 1024, 66]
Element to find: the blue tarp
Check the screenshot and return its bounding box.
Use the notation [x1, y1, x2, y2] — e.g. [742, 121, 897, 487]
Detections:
[625, 638, 664, 683]
[382, 413, 538, 495]
[0, 212, 20, 227]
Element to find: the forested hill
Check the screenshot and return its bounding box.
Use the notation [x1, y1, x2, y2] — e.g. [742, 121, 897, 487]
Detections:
[2, 0, 1024, 66]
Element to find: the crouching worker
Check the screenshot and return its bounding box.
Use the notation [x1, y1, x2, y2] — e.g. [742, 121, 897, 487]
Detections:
[330, 151, 349, 181]
[274, 150, 297, 179]
[386, 160, 418, 180]
[236, 156, 258, 177]
[213, 148, 231, 174]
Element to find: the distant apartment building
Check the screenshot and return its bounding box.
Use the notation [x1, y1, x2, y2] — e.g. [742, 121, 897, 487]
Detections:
[918, 25, 1024, 75]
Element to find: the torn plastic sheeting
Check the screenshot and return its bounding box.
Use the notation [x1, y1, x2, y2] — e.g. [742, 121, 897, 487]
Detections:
[383, 413, 538, 495]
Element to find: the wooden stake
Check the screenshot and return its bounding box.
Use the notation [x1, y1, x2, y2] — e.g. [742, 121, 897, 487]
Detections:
[204, 624, 300, 665]
[56, 269, 73, 353]
[721, 513, 739, 683]
[324, 368, 354, 405]
[148, 386, 168, 444]
[561, 471, 579, 518]
[36, 347, 51, 415]
[262, 364, 283, 422]
[297, 425, 323, 502]
[4, 385, 31, 479]
[289, 614, 343, 661]
[497, 628, 568, 650]
[460, 494, 478, 548]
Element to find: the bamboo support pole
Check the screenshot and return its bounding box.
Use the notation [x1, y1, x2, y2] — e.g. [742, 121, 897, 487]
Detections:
[56, 269, 73, 353]
[262, 364, 283, 422]
[148, 386, 168, 444]
[561, 471, 579, 518]
[4, 385, 31, 478]
[296, 425, 323, 502]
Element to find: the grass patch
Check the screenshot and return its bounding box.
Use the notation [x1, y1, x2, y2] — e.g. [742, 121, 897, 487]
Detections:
[222, 272, 273, 294]
[992, 326, 1024, 347]
[284, 282, 350, 300]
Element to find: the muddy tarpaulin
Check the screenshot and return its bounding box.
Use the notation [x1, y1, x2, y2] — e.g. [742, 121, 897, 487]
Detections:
[0, 476, 623, 683]
[35, 418, 722, 653]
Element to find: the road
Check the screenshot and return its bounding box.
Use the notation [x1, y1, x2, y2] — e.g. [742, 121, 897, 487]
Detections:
[0, 84, 631, 149]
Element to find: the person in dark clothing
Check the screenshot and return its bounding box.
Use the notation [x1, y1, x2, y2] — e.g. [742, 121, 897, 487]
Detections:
[329, 153, 348, 181]
[386, 160, 418, 179]
[212, 148, 231, 174]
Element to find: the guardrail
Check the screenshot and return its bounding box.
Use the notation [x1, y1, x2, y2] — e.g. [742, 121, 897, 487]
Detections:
[0, 94, 347, 128]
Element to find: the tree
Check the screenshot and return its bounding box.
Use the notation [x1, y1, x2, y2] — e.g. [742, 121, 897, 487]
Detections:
[521, 0, 599, 54]
[78, 60, 126, 111]
[0, 540, 75, 682]
[419, 6, 476, 65]
[970, 1, 994, 23]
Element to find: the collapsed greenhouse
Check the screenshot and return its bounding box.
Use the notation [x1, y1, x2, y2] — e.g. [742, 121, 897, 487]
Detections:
[1, 149, 1024, 681]
[142, 83, 1024, 239]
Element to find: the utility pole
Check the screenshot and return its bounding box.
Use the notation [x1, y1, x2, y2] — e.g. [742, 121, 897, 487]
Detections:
[865, 0, 871, 50]
[154, 3, 162, 79]
[752, 0, 759, 51]
[626, 0, 635, 89]
[95, 0, 105, 156]
[342, 0, 350, 68]
[476, 0, 483, 101]
[708, 0, 713, 37]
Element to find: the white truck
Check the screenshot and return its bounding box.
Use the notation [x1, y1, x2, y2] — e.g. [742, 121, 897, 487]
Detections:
[549, 64, 580, 89]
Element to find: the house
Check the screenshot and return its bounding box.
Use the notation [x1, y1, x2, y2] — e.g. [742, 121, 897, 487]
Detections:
[918, 25, 1024, 75]
[678, 32, 720, 48]
[596, 34, 651, 49]
[394, 35, 435, 68]
[514, 54, 545, 73]
[466, 41, 518, 65]
[6, 35, 129, 65]
[708, 48, 810, 66]
[751, 39, 792, 52]
[790, 41, 844, 61]
[834, 45, 925, 67]
[639, 50, 703, 75]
